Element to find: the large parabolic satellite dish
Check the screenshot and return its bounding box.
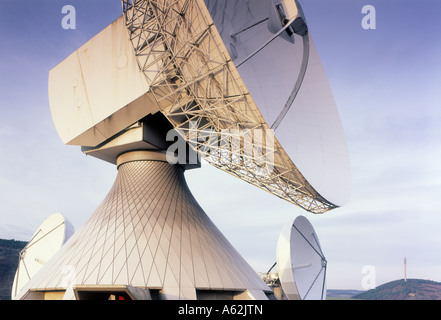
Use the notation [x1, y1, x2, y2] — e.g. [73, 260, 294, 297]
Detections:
[15, 0, 350, 300]
[49, 0, 351, 214]
[119, 0, 351, 213]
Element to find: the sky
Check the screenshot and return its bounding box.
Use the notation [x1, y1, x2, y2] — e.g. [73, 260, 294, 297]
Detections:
[0, 0, 440, 291]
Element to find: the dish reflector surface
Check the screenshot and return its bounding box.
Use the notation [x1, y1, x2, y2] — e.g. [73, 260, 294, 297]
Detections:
[276, 215, 327, 300]
[11, 213, 74, 299]
[121, 0, 351, 213]
[203, 0, 351, 207]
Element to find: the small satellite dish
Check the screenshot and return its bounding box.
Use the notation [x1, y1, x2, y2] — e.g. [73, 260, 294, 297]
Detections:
[276, 215, 327, 300]
[11, 213, 74, 299]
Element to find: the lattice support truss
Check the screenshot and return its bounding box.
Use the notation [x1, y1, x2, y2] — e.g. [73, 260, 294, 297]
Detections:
[121, 0, 336, 213]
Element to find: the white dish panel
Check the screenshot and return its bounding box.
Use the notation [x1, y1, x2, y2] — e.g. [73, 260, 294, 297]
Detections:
[11, 213, 74, 299]
[204, 0, 351, 206]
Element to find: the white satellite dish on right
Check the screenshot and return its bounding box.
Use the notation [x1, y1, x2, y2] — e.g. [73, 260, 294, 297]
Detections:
[11, 213, 74, 299]
[276, 215, 327, 300]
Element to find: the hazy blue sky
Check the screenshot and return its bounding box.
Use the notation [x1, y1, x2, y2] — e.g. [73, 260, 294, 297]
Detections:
[0, 0, 440, 291]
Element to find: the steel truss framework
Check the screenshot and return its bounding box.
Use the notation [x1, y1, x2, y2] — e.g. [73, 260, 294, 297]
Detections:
[121, 0, 336, 213]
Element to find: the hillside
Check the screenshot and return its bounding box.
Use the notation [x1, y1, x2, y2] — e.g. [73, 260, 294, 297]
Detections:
[0, 239, 27, 300]
[353, 279, 441, 300]
[326, 289, 364, 300]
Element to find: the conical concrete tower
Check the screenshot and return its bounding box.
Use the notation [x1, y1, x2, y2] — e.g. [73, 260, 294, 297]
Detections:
[15, 151, 273, 300]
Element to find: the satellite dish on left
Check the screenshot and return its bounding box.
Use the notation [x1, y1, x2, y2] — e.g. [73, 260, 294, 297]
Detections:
[11, 213, 74, 299]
